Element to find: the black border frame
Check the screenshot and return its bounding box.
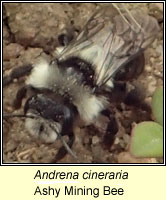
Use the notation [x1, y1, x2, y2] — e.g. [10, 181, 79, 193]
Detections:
[1, 1, 165, 166]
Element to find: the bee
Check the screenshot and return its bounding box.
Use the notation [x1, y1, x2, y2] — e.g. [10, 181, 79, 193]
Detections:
[3, 4, 160, 162]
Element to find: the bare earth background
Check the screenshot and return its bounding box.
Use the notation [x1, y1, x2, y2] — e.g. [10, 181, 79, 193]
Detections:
[3, 3, 163, 163]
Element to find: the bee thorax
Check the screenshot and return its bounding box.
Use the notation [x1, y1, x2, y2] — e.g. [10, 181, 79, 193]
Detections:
[26, 58, 108, 124]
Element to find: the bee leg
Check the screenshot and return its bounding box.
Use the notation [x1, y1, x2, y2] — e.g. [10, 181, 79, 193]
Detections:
[3, 64, 33, 87]
[101, 109, 119, 149]
[114, 53, 145, 81]
[111, 81, 151, 113]
[109, 81, 127, 103]
[58, 28, 74, 47]
[124, 86, 151, 113]
[52, 131, 75, 163]
[13, 85, 28, 109]
[55, 28, 75, 57]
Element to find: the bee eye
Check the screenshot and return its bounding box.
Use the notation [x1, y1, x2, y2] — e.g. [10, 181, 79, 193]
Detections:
[39, 124, 44, 133]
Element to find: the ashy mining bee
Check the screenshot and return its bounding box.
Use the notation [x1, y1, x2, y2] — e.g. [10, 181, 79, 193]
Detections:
[3, 4, 160, 162]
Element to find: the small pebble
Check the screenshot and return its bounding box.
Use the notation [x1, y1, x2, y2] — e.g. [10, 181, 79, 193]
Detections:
[92, 136, 100, 145]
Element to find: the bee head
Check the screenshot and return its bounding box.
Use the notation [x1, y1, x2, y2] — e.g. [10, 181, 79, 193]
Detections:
[24, 94, 77, 143]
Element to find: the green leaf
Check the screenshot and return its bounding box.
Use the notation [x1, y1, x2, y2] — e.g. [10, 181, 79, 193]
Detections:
[152, 87, 163, 126]
[130, 121, 163, 158]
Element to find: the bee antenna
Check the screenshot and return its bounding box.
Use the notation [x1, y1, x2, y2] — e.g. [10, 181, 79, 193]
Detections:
[50, 124, 79, 161]
[3, 113, 35, 119]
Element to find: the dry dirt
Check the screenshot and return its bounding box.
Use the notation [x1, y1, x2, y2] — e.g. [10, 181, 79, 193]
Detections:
[3, 3, 163, 164]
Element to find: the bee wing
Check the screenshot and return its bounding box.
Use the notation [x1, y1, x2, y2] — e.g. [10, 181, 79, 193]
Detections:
[58, 4, 160, 87]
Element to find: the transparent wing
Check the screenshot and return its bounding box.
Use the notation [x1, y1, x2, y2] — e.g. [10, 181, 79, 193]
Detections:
[58, 4, 160, 87]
